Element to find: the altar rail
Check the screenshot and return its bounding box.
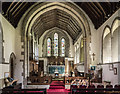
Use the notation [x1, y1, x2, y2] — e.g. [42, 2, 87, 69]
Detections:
[2, 88, 46, 94]
[28, 76, 52, 85]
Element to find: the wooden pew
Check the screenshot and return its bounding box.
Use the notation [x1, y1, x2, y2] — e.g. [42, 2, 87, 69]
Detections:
[28, 76, 52, 85]
[2, 88, 47, 94]
[71, 88, 120, 94]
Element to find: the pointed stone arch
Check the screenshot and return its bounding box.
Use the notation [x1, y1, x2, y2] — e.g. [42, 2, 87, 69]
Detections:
[102, 26, 111, 63]
[111, 17, 120, 62]
[21, 2, 91, 83]
[111, 17, 120, 35]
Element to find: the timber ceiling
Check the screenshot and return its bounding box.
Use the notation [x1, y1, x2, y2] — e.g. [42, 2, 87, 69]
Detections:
[32, 9, 81, 40]
[1, 2, 120, 39]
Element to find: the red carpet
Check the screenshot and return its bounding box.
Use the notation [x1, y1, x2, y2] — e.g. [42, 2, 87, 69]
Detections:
[47, 81, 71, 94]
[47, 89, 70, 94]
[50, 81, 65, 86]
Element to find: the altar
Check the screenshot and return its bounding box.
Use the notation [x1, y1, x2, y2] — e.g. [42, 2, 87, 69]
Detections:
[48, 65, 65, 77]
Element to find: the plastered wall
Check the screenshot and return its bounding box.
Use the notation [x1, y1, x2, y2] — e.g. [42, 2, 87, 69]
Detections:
[102, 63, 119, 86]
[0, 14, 16, 88]
[0, 14, 23, 88]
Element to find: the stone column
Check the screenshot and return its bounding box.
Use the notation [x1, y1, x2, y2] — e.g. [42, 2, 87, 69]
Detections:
[65, 59, 69, 75]
[118, 27, 120, 84]
[83, 37, 87, 75]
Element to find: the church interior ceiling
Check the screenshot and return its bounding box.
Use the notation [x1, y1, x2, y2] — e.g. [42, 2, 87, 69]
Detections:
[31, 9, 82, 40]
[1, 2, 120, 39]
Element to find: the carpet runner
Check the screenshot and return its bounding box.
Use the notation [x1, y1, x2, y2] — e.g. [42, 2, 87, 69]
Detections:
[47, 81, 71, 94]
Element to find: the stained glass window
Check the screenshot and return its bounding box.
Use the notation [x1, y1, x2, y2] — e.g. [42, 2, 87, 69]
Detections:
[54, 33, 58, 56]
[47, 38, 51, 56]
[61, 38, 65, 56]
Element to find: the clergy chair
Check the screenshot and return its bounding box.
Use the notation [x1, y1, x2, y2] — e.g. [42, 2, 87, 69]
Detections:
[114, 85, 120, 89]
[106, 85, 113, 89]
[88, 84, 95, 88]
[78, 85, 86, 93]
[97, 85, 104, 93]
[79, 85, 86, 88]
[87, 85, 95, 93]
[97, 85, 104, 88]
[71, 85, 78, 89]
[106, 85, 113, 92]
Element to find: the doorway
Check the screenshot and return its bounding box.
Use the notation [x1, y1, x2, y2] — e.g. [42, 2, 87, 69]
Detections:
[9, 53, 16, 78]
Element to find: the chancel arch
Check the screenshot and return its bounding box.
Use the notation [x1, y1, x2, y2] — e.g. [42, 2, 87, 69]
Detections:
[21, 2, 91, 84]
[102, 26, 111, 63]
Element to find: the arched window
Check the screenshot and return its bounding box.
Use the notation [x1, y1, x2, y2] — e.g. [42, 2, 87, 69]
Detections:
[47, 38, 51, 56]
[61, 38, 65, 56]
[54, 33, 58, 56]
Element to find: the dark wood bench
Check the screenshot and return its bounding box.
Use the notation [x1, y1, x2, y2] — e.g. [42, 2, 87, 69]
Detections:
[2, 88, 47, 94]
[71, 88, 120, 94]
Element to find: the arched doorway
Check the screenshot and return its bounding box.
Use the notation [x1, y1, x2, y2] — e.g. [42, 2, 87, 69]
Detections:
[9, 53, 16, 78]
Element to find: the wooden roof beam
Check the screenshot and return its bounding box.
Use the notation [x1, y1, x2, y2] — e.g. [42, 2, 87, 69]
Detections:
[6, 0, 16, 15]
[87, 3, 101, 17]
[9, 1, 21, 13]
[96, 2, 106, 17]
[14, 2, 28, 17]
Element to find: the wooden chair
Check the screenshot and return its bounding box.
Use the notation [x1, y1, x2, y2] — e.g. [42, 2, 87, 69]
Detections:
[97, 85, 104, 92]
[87, 85, 95, 93]
[79, 85, 86, 89]
[97, 85, 104, 88]
[114, 85, 120, 89]
[106, 85, 113, 89]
